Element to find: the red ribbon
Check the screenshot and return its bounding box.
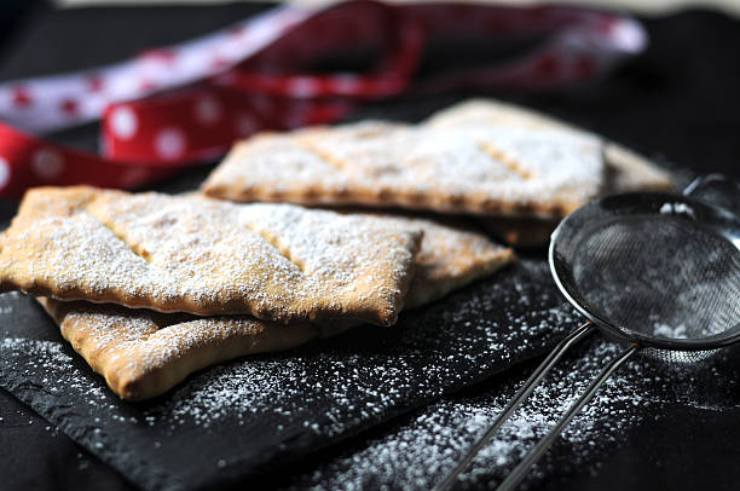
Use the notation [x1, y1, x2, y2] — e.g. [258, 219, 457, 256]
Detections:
[0, 0, 646, 199]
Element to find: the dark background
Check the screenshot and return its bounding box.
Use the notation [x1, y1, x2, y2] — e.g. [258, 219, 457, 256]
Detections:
[0, 2, 738, 490]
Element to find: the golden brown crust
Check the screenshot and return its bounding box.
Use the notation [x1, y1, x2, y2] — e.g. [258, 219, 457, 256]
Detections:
[0, 186, 421, 326]
[373, 214, 514, 308]
[37, 214, 513, 401]
[202, 120, 605, 219]
[39, 298, 319, 401]
[477, 216, 560, 249]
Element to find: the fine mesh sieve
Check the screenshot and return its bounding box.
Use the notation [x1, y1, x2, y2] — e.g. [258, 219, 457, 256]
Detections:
[437, 176, 740, 491]
[552, 192, 740, 362]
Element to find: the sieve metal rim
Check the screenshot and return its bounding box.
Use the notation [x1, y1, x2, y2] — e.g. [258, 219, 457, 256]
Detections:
[549, 191, 740, 352]
[436, 185, 740, 491]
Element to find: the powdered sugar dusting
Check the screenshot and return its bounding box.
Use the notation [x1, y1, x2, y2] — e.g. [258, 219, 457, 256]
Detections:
[284, 340, 740, 490]
[0, 337, 110, 409]
[0, 188, 420, 325]
[205, 120, 604, 216]
[653, 322, 688, 339]
[1, 337, 72, 360]
[34, 212, 511, 400]
[1, 261, 737, 490]
[660, 201, 696, 218]
[136, 261, 576, 432]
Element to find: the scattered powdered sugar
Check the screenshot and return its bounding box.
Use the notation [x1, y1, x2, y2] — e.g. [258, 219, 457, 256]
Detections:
[659, 201, 696, 218]
[1, 337, 72, 361]
[0, 260, 585, 489]
[653, 322, 688, 339]
[138, 260, 576, 433]
[1, 260, 738, 490]
[284, 340, 740, 490]
[0, 336, 132, 428]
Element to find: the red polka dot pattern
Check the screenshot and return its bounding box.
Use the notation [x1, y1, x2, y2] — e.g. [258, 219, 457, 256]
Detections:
[0, 0, 646, 198]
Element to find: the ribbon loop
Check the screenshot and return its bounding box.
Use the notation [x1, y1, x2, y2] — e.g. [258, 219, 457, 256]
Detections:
[0, 0, 647, 199]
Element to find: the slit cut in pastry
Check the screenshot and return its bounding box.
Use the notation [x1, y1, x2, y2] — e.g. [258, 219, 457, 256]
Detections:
[0, 187, 422, 326]
[38, 215, 514, 400]
[425, 98, 674, 194]
[425, 99, 675, 246]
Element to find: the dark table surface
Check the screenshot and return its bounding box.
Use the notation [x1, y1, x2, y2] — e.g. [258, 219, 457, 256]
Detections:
[1, 2, 739, 491]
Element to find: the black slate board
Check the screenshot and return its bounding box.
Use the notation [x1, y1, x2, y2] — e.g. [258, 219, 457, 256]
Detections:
[2, 6, 740, 490]
[276, 336, 740, 491]
[4, 172, 736, 491]
[0, 259, 580, 491]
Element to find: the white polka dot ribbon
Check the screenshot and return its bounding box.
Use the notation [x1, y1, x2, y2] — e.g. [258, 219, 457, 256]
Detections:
[0, 0, 646, 198]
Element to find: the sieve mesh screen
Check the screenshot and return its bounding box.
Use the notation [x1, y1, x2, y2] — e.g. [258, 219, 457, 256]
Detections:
[551, 191, 740, 355]
[570, 214, 740, 341]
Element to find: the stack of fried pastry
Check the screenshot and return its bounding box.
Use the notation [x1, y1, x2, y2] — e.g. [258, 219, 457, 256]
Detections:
[0, 99, 673, 401]
[0, 187, 513, 399]
[205, 99, 674, 246]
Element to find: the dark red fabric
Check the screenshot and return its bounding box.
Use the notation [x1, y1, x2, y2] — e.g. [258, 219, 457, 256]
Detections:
[0, 0, 646, 198]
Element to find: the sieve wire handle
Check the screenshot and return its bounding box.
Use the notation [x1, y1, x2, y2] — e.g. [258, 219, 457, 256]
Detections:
[434, 321, 595, 491]
[496, 344, 639, 491]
